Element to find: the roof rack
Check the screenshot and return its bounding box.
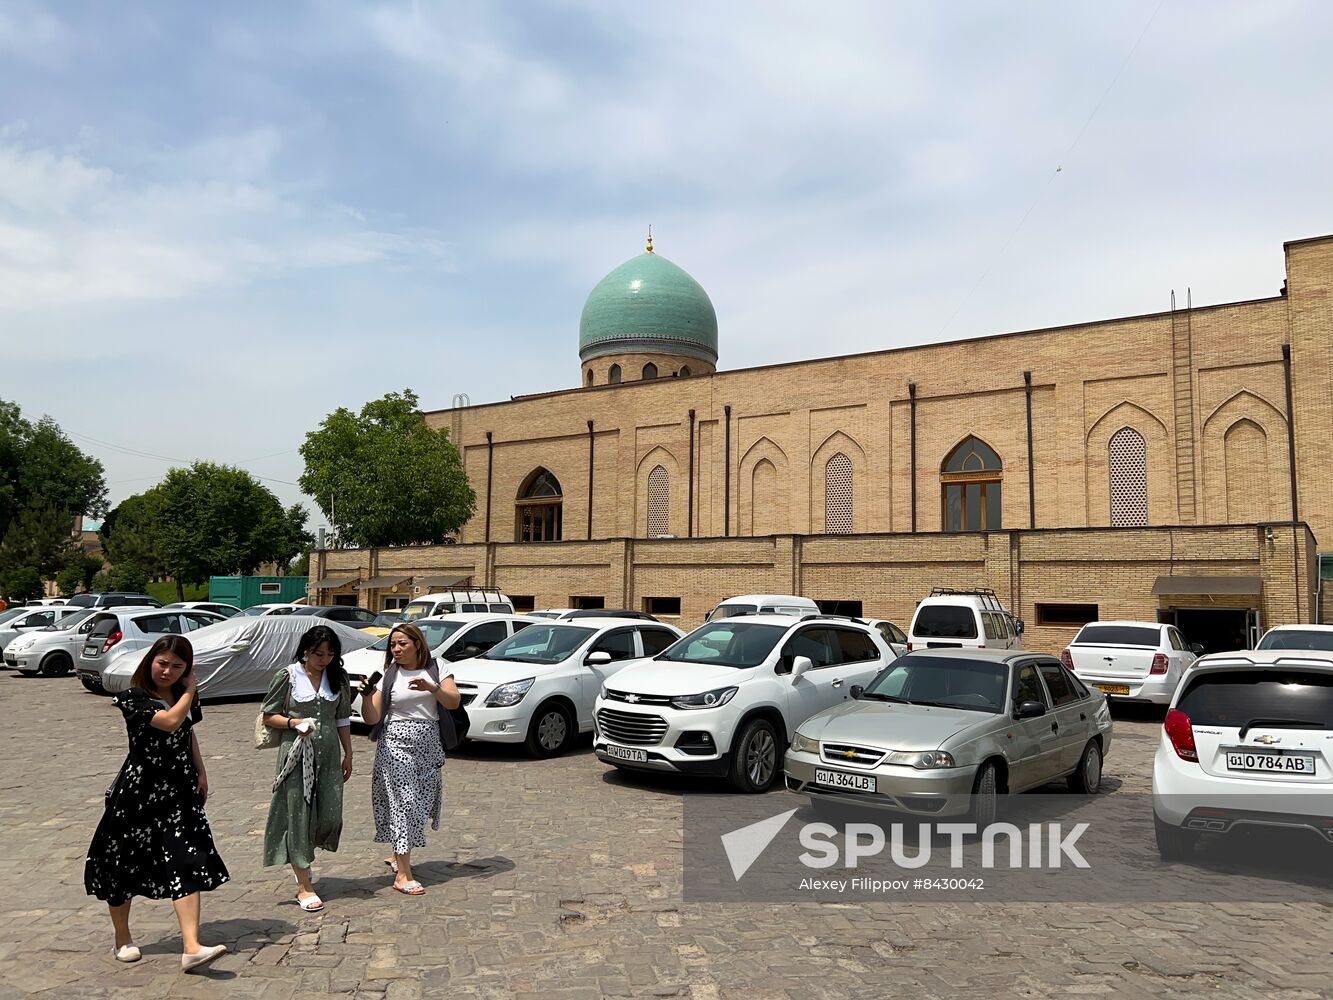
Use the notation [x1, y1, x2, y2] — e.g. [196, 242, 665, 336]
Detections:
[928, 587, 1008, 612]
[798, 613, 871, 626]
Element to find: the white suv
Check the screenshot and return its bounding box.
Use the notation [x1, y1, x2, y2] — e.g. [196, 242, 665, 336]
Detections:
[451, 618, 683, 757]
[593, 615, 895, 792]
[1152, 650, 1333, 860]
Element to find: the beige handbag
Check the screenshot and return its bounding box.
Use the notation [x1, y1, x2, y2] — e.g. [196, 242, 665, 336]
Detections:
[254, 669, 290, 749]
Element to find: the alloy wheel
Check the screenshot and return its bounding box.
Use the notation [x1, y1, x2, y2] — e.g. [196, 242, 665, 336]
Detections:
[746, 729, 776, 787]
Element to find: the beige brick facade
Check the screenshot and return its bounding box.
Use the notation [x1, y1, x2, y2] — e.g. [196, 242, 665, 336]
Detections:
[314, 234, 1332, 651]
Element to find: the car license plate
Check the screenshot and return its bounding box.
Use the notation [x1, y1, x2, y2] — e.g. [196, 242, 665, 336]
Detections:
[1225, 750, 1316, 774]
[605, 744, 648, 763]
[1095, 683, 1130, 696]
[815, 768, 876, 792]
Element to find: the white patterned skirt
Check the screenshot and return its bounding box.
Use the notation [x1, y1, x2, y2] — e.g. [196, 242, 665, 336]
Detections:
[372, 719, 445, 855]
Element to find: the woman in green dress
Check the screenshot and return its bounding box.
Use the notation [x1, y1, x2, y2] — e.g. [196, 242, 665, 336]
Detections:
[261, 625, 354, 912]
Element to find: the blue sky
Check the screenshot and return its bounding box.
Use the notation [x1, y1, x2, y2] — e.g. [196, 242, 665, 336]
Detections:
[2, 1, 1331, 530]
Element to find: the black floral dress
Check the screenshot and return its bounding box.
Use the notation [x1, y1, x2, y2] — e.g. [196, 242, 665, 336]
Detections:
[84, 688, 230, 906]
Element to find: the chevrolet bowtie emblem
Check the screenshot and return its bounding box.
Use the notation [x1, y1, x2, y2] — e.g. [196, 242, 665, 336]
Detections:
[843, 750, 857, 759]
[1255, 734, 1281, 745]
[624, 694, 640, 703]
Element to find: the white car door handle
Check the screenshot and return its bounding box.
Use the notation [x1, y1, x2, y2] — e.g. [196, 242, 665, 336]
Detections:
[832, 679, 843, 688]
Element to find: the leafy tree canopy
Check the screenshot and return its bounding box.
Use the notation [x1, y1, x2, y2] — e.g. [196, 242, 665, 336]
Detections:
[299, 389, 475, 547]
[0, 399, 106, 533]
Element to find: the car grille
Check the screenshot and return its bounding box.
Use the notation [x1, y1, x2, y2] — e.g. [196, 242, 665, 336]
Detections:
[603, 688, 672, 705]
[596, 708, 668, 746]
[820, 743, 887, 768]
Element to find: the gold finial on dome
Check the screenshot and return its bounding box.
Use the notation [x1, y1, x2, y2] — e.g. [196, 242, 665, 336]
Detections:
[646, 225, 653, 254]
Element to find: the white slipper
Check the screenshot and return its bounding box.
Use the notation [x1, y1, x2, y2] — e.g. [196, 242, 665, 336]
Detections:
[296, 892, 324, 912]
[112, 943, 141, 963]
[181, 944, 227, 972]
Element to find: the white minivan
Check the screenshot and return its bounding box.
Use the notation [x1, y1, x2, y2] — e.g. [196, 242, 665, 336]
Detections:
[907, 588, 1023, 652]
[705, 594, 819, 621]
[401, 589, 514, 620]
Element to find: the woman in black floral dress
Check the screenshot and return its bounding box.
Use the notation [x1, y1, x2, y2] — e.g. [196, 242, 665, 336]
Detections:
[84, 635, 230, 972]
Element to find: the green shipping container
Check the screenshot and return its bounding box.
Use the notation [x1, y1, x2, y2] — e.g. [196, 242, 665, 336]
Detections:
[209, 575, 309, 610]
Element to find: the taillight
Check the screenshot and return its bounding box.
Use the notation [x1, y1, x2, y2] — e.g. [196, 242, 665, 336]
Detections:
[906, 642, 913, 652]
[1060, 649, 1074, 671]
[1150, 653, 1169, 675]
[102, 630, 123, 652]
[1164, 709, 1198, 762]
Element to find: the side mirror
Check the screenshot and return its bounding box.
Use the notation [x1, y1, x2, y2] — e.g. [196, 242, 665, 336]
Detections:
[849, 684, 865, 700]
[1014, 700, 1046, 720]
[790, 655, 814, 682]
[586, 650, 613, 665]
[1014, 619, 1025, 635]
[1189, 643, 1205, 656]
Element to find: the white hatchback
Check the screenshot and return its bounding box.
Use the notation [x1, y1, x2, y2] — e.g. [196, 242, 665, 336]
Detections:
[1152, 650, 1333, 860]
[451, 618, 683, 757]
[76, 608, 226, 692]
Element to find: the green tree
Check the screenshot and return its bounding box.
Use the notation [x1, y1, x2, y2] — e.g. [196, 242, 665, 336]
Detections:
[299, 389, 475, 547]
[0, 400, 106, 534]
[102, 490, 169, 581]
[289, 547, 311, 577]
[155, 462, 312, 600]
[90, 563, 149, 595]
[0, 503, 76, 581]
[5, 566, 42, 602]
[56, 552, 104, 595]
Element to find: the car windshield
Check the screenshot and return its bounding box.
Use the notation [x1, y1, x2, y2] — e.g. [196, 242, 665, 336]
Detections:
[372, 612, 404, 627]
[481, 624, 594, 664]
[708, 603, 758, 621]
[52, 609, 96, 631]
[913, 606, 978, 640]
[400, 602, 436, 621]
[656, 622, 785, 668]
[368, 620, 465, 652]
[1256, 630, 1333, 652]
[237, 606, 268, 617]
[1177, 669, 1333, 728]
[863, 656, 1007, 713]
[1075, 624, 1161, 646]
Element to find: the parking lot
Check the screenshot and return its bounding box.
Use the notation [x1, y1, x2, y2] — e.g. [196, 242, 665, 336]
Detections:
[1, 671, 1329, 1000]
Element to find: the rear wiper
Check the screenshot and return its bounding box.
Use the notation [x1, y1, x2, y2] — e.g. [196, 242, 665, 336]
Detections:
[1239, 717, 1326, 739]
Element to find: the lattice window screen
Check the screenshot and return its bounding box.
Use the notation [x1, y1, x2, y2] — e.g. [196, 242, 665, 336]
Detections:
[1108, 428, 1148, 527]
[647, 465, 669, 536]
[825, 453, 854, 534]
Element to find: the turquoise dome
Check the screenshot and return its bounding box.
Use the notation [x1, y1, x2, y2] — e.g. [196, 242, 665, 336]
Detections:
[578, 251, 718, 364]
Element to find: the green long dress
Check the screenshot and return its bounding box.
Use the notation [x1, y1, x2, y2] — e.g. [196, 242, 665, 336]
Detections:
[261, 665, 352, 868]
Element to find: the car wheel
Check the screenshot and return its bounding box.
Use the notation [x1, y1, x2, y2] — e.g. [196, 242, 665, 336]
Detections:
[525, 701, 576, 758]
[728, 718, 781, 793]
[1068, 740, 1102, 794]
[968, 762, 998, 826]
[1154, 814, 1198, 862]
[40, 651, 73, 677]
[79, 674, 104, 694]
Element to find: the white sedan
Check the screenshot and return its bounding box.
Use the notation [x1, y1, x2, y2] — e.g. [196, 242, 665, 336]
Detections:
[100, 615, 377, 699]
[452, 618, 683, 757]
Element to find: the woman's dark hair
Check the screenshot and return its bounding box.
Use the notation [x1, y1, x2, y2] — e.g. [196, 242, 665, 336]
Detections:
[295, 624, 348, 694]
[385, 622, 430, 672]
[130, 634, 195, 703]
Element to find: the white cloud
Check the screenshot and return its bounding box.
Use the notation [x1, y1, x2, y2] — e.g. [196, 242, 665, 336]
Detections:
[0, 139, 453, 310]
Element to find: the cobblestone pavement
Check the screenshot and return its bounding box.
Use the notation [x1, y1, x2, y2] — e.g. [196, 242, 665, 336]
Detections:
[1, 671, 1329, 999]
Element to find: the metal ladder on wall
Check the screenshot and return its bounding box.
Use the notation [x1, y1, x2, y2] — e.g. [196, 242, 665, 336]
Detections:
[1171, 290, 1197, 523]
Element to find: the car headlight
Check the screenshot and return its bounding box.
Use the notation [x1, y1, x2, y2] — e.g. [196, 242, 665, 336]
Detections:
[885, 750, 956, 769]
[485, 678, 535, 707]
[669, 686, 738, 710]
[791, 732, 819, 754]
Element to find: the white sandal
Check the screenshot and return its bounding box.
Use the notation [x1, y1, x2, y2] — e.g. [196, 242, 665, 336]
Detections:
[296, 892, 324, 912]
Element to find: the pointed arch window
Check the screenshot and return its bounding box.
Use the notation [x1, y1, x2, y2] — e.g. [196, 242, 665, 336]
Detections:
[585, 369, 594, 386]
[1108, 427, 1148, 526]
[647, 465, 669, 536]
[679, 365, 691, 378]
[642, 363, 658, 380]
[516, 468, 563, 542]
[941, 436, 1002, 532]
[825, 453, 854, 533]
[608, 364, 622, 384]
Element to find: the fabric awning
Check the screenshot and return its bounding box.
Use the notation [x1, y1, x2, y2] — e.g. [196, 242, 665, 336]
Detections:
[356, 576, 409, 590]
[414, 575, 468, 589]
[310, 574, 358, 588]
[1151, 575, 1262, 596]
